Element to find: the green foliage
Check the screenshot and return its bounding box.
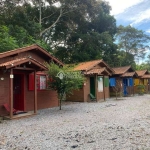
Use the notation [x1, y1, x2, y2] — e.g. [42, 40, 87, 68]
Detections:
[46, 63, 85, 109]
[0, 26, 19, 52]
[51, 0, 117, 63]
[0, 0, 117, 64]
[137, 84, 145, 95]
[112, 50, 136, 68]
[116, 25, 150, 63]
[136, 63, 150, 71]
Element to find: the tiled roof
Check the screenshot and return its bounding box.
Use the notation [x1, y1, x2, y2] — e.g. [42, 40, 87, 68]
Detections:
[136, 70, 148, 77]
[84, 68, 111, 75]
[74, 60, 102, 71]
[141, 74, 150, 79]
[0, 44, 63, 66]
[112, 66, 131, 75]
[121, 72, 137, 77]
[0, 58, 26, 67]
[0, 57, 47, 70]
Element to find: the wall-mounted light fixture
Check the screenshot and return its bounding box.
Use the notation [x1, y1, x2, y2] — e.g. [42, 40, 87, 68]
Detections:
[1, 77, 4, 80]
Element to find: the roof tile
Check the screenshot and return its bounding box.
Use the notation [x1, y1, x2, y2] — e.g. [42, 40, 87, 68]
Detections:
[74, 60, 102, 71]
[136, 70, 148, 77]
[121, 72, 137, 77]
[113, 66, 131, 74]
[84, 68, 109, 75]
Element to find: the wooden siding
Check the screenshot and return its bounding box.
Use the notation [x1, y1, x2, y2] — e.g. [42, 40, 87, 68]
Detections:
[66, 76, 110, 102]
[66, 89, 84, 102]
[0, 70, 59, 117]
[84, 77, 91, 102]
[0, 70, 10, 116]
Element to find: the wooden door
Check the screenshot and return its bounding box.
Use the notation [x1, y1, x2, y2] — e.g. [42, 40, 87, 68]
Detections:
[13, 74, 24, 111]
[90, 77, 95, 97]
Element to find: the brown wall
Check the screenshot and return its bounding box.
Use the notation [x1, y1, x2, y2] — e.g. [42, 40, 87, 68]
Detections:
[126, 86, 134, 96]
[97, 76, 110, 102]
[66, 89, 84, 102]
[24, 72, 59, 111]
[0, 71, 10, 116]
[66, 76, 90, 102]
[66, 75, 110, 102]
[109, 77, 123, 97]
[84, 77, 90, 102]
[134, 85, 150, 94]
[0, 70, 59, 116]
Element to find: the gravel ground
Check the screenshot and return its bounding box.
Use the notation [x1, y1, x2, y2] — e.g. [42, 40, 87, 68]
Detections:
[0, 95, 150, 150]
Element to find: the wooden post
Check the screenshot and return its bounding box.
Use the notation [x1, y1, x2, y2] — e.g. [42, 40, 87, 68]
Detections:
[34, 70, 37, 114]
[103, 76, 106, 101]
[10, 69, 13, 119]
[95, 75, 98, 102]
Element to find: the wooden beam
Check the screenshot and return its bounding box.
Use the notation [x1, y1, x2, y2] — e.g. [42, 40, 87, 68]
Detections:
[10, 68, 13, 119]
[34, 70, 37, 114]
[15, 67, 35, 71]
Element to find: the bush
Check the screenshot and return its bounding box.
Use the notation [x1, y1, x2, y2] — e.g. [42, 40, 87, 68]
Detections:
[137, 84, 145, 95]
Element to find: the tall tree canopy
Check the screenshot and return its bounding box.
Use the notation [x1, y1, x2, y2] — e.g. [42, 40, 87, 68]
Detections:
[116, 25, 150, 64]
[0, 0, 117, 64]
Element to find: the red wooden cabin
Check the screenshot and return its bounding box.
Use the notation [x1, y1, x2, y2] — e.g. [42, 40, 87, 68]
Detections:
[0, 44, 63, 119]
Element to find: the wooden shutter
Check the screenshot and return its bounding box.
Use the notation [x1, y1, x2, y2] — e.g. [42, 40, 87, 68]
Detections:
[134, 79, 139, 85]
[109, 78, 116, 86]
[104, 77, 109, 87]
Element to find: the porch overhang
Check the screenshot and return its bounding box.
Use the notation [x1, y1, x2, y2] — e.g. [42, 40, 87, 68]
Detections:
[0, 57, 48, 71]
[121, 72, 138, 78]
[141, 74, 150, 79]
[84, 68, 112, 76]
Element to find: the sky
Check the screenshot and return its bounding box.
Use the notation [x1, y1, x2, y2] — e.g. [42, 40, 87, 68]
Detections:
[106, 0, 150, 34]
[105, 0, 150, 63]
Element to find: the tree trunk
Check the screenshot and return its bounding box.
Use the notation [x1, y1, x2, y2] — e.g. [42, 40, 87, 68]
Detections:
[39, 0, 41, 35]
[59, 98, 61, 110]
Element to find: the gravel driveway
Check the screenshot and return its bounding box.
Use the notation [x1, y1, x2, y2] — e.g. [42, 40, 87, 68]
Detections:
[0, 95, 150, 150]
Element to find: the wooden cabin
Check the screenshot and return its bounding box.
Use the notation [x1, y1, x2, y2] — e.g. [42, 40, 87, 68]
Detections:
[135, 70, 150, 94]
[110, 66, 137, 97]
[0, 44, 63, 119]
[66, 60, 114, 102]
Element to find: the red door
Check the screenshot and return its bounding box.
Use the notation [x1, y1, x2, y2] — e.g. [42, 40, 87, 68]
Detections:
[13, 74, 24, 111]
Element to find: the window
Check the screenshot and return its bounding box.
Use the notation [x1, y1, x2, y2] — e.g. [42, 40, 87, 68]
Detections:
[29, 73, 47, 90]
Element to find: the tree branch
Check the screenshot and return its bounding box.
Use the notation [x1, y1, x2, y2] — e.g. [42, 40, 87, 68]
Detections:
[40, 8, 63, 36]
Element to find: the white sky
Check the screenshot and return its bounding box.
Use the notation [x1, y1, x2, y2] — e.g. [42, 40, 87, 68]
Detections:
[106, 0, 143, 15]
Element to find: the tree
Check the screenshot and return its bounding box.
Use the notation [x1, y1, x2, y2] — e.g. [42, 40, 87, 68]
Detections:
[52, 0, 117, 63]
[0, 0, 117, 63]
[46, 63, 85, 110]
[116, 25, 150, 63]
[0, 26, 18, 52]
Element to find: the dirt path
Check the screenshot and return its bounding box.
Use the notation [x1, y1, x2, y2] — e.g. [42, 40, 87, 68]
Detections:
[0, 95, 150, 150]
